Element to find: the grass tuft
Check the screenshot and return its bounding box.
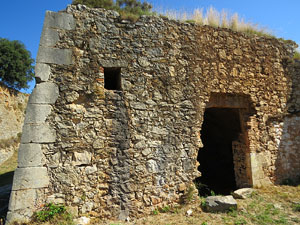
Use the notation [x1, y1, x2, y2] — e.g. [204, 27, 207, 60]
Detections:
[33, 203, 74, 225]
[294, 51, 300, 60]
[157, 6, 273, 37]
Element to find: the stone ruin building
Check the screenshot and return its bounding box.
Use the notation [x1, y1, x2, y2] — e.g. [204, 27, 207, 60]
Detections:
[6, 4, 300, 224]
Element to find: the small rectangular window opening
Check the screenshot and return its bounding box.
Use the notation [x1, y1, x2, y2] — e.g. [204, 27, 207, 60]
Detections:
[104, 67, 121, 90]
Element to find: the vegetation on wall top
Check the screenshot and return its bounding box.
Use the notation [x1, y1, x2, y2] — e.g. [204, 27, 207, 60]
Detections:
[72, 0, 153, 21]
[71, 1, 299, 55]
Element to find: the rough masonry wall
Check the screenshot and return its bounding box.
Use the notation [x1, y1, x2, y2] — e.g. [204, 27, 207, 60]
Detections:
[273, 60, 300, 183]
[7, 4, 299, 223]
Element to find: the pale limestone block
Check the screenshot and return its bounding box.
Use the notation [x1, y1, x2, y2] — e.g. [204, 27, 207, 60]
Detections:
[28, 82, 59, 104]
[12, 167, 49, 190]
[8, 189, 36, 211]
[21, 124, 56, 143]
[37, 47, 73, 65]
[24, 104, 52, 124]
[44, 11, 75, 30]
[35, 63, 51, 82]
[18, 144, 44, 167]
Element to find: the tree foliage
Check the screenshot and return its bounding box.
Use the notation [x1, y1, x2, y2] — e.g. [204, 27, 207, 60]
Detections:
[116, 0, 152, 14]
[0, 38, 34, 90]
[72, 0, 153, 16]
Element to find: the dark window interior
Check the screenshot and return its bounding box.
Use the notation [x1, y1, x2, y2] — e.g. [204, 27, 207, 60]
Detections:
[104, 67, 121, 90]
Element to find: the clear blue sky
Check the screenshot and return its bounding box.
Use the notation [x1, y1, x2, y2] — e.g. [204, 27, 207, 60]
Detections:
[0, 0, 299, 93]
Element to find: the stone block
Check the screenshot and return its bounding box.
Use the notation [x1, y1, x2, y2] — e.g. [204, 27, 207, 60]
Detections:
[24, 104, 52, 124]
[146, 160, 158, 173]
[73, 151, 92, 166]
[44, 11, 76, 30]
[93, 139, 105, 149]
[35, 63, 51, 82]
[204, 195, 237, 212]
[40, 28, 59, 47]
[18, 144, 44, 168]
[12, 167, 49, 190]
[8, 189, 36, 211]
[21, 124, 56, 143]
[5, 210, 32, 225]
[37, 47, 73, 65]
[28, 82, 59, 104]
[99, 59, 128, 68]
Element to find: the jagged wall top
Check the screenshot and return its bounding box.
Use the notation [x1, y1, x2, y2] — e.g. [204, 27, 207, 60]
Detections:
[6, 4, 300, 224]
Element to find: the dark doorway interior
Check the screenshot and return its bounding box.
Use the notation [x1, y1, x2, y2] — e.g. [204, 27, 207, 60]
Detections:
[195, 108, 241, 195]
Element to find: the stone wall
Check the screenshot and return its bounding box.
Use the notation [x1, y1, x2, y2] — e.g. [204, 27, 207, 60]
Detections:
[273, 60, 300, 183]
[7, 4, 300, 223]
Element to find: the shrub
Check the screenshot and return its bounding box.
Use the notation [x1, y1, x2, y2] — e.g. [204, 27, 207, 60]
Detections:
[34, 203, 72, 223]
[294, 51, 300, 60]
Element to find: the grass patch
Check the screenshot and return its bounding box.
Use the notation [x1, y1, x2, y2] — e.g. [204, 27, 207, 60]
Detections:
[0, 148, 18, 187]
[157, 6, 273, 37]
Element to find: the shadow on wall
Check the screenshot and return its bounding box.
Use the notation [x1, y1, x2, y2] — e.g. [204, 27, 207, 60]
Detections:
[273, 115, 300, 186]
[274, 60, 300, 185]
[105, 90, 132, 220]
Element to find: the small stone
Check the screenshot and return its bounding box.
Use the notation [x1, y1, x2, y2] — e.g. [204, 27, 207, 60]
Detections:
[233, 48, 243, 56]
[85, 165, 97, 174]
[219, 49, 227, 59]
[150, 196, 161, 205]
[169, 66, 175, 76]
[75, 216, 90, 225]
[141, 148, 151, 156]
[186, 209, 193, 216]
[178, 183, 186, 191]
[73, 151, 92, 166]
[138, 57, 150, 67]
[233, 188, 255, 199]
[147, 160, 158, 173]
[93, 139, 105, 149]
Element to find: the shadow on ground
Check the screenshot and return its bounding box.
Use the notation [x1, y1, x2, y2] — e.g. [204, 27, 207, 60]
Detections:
[0, 171, 14, 225]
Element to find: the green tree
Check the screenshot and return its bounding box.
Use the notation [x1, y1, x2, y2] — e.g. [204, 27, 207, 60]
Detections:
[116, 0, 152, 14]
[0, 38, 34, 90]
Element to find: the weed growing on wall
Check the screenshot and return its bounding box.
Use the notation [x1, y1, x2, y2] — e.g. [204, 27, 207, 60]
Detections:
[294, 51, 300, 60]
[33, 203, 73, 224]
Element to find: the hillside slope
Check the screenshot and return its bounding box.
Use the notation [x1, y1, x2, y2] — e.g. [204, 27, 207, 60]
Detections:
[0, 83, 28, 165]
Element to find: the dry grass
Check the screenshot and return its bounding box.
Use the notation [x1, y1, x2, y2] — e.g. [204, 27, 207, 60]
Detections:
[158, 6, 273, 37]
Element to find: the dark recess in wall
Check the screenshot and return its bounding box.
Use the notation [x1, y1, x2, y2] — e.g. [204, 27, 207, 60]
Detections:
[104, 67, 122, 90]
[195, 108, 241, 195]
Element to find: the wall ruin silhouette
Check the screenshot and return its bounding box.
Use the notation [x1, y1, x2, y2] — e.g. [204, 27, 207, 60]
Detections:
[6, 4, 300, 224]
